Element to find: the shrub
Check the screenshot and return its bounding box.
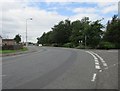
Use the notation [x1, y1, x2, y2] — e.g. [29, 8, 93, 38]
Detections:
[99, 41, 115, 49]
[62, 43, 74, 48]
[2, 45, 23, 50]
[76, 44, 85, 49]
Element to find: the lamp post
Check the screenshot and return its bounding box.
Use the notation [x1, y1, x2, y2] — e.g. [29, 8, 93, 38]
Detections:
[26, 18, 32, 47]
[85, 35, 86, 49]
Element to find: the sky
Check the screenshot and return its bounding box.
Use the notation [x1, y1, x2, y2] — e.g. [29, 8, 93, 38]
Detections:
[0, 0, 119, 43]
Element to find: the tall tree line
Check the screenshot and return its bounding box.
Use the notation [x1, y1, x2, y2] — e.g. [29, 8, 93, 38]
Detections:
[37, 15, 120, 49]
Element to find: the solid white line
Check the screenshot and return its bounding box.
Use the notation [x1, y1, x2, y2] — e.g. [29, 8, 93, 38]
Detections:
[91, 73, 97, 82]
[86, 51, 101, 70]
[86, 51, 99, 82]
[86, 51, 98, 60]
[90, 51, 108, 67]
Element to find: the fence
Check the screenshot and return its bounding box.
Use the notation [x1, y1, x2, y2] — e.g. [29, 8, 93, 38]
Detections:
[2, 45, 23, 50]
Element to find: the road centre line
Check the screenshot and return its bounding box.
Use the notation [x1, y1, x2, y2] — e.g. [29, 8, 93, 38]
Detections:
[90, 51, 108, 67]
[91, 73, 97, 82]
[86, 51, 101, 70]
[86, 51, 101, 82]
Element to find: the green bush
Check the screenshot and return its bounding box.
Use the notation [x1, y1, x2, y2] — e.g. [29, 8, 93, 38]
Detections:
[76, 44, 85, 49]
[62, 43, 74, 48]
[99, 42, 115, 49]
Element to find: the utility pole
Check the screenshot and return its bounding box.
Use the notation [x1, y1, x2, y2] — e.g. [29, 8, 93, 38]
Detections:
[26, 18, 32, 47]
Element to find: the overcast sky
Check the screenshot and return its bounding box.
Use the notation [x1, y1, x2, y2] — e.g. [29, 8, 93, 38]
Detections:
[0, 0, 119, 43]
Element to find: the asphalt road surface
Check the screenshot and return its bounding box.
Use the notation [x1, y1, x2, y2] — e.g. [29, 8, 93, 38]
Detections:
[2, 46, 118, 89]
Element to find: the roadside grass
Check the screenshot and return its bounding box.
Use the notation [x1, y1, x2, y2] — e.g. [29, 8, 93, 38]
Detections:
[0, 47, 28, 54]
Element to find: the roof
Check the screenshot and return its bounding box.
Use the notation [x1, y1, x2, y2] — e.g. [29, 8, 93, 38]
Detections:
[2, 39, 15, 41]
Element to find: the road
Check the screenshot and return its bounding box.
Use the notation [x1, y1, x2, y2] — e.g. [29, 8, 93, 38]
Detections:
[2, 46, 118, 89]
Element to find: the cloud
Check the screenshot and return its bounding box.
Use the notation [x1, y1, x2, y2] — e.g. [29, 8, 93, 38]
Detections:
[96, 2, 118, 14]
[44, 0, 119, 2]
[1, 2, 67, 42]
[1, 1, 118, 43]
[73, 7, 97, 14]
[102, 3, 118, 14]
[70, 13, 101, 22]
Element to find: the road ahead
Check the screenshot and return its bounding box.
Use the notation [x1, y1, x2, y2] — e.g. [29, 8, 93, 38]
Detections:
[2, 46, 118, 89]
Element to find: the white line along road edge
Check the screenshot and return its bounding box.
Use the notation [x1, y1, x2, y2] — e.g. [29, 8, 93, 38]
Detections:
[86, 51, 101, 70]
[86, 51, 101, 82]
[90, 51, 108, 67]
[85, 51, 108, 82]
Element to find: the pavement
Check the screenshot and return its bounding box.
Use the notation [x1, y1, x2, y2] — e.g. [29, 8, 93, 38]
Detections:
[1, 46, 118, 90]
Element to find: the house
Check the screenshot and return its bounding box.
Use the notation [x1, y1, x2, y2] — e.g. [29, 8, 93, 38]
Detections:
[0, 36, 2, 50]
[0, 36, 2, 46]
[2, 39, 16, 46]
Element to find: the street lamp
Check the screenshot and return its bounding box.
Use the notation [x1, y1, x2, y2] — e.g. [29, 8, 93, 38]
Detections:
[85, 35, 86, 49]
[26, 18, 32, 47]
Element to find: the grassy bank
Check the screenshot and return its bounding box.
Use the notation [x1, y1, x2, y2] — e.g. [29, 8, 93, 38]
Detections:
[0, 47, 28, 54]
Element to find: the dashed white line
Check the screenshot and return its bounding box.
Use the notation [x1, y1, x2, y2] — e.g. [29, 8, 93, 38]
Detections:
[91, 73, 97, 82]
[86, 51, 101, 70]
[99, 70, 102, 72]
[103, 62, 107, 67]
[104, 63, 118, 70]
[90, 51, 108, 67]
[86, 51, 109, 82]
[95, 65, 101, 69]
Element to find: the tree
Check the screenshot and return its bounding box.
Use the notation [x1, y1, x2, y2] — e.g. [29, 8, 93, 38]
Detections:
[104, 15, 120, 48]
[51, 19, 72, 45]
[14, 34, 21, 44]
[37, 16, 119, 49]
[37, 31, 54, 45]
[87, 20, 104, 48]
[70, 20, 83, 46]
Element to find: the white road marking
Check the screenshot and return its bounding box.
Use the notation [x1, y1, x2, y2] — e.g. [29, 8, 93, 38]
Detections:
[90, 51, 108, 67]
[99, 70, 102, 72]
[86, 51, 101, 70]
[95, 65, 101, 69]
[95, 62, 99, 65]
[104, 63, 118, 70]
[91, 73, 97, 82]
[103, 62, 107, 67]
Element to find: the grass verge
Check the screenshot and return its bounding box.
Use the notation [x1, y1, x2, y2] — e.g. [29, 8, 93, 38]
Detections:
[0, 47, 28, 54]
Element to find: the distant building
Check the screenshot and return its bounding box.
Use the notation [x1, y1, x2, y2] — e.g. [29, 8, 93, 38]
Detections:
[2, 39, 16, 46]
[0, 36, 2, 50]
[0, 36, 2, 46]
